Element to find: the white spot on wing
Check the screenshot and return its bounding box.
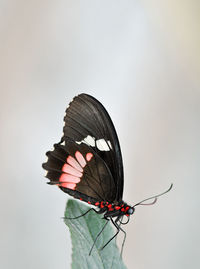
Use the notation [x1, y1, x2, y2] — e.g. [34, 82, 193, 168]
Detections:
[84, 135, 95, 147]
[107, 140, 112, 149]
[76, 136, 112, 151]
[76, 135, 95, 147]
[96, 139, 110, 151]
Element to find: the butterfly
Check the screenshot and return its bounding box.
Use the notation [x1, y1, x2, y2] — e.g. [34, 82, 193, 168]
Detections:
[42, 93, 172, 255]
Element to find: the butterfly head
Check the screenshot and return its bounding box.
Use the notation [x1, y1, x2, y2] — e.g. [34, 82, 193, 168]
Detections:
[126, 207, 135, 215]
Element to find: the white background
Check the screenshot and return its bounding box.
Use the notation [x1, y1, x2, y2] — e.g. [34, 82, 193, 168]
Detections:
[1, 1, 199, 268]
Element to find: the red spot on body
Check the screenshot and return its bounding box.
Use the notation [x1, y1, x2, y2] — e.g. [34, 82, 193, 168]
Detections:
[108, 207, 114, 211]
[95, 202, 100, 206]
[121, 208, 125, 212]
[107, 204, 112, 208]
[100, 202, 104, 208]
[126, 214, 129, 217]
[86, 153, 93, 162]
[115, 206, 121, 210]
[80, 198, 83, 201]
[88, 201, 91, 204]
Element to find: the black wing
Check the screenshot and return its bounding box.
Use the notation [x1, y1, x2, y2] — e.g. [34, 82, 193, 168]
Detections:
[61, 93, 124, 201]
[42, 93, 124, 203]
[42, 141, 116, 203]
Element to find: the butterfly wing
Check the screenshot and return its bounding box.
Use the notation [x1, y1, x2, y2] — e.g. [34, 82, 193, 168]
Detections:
[43, 93, 124, 203]
[43, 141, 116, 203]
[62, 94, 124, 201]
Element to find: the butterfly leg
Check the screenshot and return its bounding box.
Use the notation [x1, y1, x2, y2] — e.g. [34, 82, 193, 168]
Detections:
[89, 219, 109, 256]
[64, 208, 102, 220]
[100, 216, 121, 251]
[116, 220, 127, 257]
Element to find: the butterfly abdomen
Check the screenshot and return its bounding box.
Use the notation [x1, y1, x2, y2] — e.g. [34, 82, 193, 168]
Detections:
[92, 201, 132, 217]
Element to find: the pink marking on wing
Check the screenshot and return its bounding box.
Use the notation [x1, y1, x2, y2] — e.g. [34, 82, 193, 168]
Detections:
[62, 164, 82, 177]
[75, 151, 86, 167]
[86, 152, 93, 162]
[59, 173, 80, 183]
[67, 156, 83, 172]
[60, 182, 76, 190]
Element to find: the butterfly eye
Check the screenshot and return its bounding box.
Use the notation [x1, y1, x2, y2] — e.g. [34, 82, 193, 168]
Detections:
[127, 207, 135, 215]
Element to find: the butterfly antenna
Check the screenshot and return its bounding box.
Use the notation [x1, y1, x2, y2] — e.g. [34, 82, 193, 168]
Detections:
[133, 183, 173, 207]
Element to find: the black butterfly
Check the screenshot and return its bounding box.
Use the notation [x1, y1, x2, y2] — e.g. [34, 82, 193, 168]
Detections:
[42, 93, 172, 255]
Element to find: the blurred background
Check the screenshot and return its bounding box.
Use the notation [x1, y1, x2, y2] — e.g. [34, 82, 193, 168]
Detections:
[0, 1, 199, 268]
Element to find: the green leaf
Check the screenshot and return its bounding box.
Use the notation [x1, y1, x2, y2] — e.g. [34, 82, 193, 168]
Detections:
[64, 199, 128, 269]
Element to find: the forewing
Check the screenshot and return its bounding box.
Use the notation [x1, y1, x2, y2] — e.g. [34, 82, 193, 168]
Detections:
[61, 94, 124, 201]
